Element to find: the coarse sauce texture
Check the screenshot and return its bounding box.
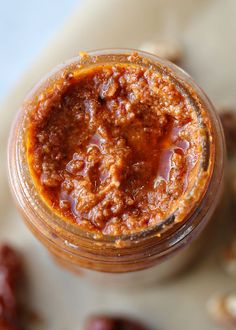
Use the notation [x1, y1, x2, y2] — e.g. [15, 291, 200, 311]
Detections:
[27, 61, 207, 236]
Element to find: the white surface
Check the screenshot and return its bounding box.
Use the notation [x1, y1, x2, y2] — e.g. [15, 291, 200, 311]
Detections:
[1, 0, 236, 329]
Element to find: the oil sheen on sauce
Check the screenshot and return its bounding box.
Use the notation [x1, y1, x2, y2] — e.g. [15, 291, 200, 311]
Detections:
[27, 62, 204, 236]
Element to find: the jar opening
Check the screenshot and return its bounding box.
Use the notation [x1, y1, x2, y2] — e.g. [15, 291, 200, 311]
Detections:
[10, 49, 221, 249]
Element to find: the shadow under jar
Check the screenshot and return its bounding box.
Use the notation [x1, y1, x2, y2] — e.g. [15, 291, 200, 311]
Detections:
[8, 49, 225, 285]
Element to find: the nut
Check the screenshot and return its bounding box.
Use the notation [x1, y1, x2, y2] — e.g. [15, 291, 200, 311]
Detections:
[207, 292, 236, 329]
[139, 40, 183, 64]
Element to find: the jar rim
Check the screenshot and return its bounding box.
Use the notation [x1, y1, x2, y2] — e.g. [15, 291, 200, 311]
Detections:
[8, 48, 225, 252]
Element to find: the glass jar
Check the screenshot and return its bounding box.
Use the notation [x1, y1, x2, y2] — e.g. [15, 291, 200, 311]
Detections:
[8, 49, 225, 285]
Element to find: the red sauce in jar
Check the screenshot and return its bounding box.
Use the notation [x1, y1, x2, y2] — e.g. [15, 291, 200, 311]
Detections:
[26, 56, 209, 236]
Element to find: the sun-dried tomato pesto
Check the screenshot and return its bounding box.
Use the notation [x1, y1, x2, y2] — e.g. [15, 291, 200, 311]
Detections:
[27, 59, 206, 236]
